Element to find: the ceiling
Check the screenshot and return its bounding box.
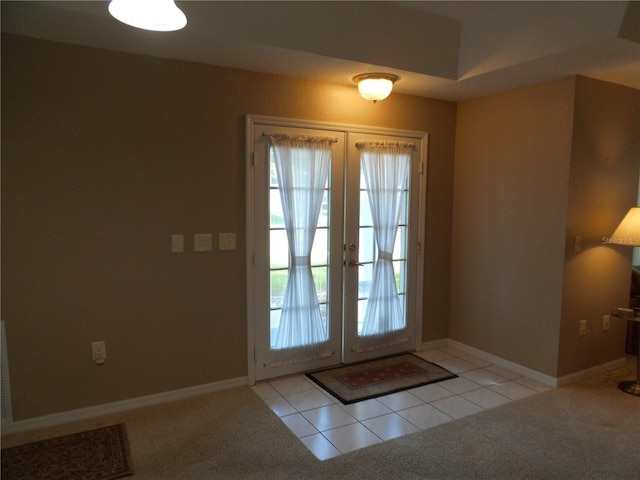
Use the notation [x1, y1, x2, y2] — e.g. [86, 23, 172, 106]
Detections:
[2, 1, 639, 101]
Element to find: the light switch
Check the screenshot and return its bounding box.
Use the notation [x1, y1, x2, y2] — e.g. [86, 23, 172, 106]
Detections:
[574, 235, 582, 253]
[194, 234, 213, 252]
[171, 234, 184, 253]
[219, 233, 236, 251]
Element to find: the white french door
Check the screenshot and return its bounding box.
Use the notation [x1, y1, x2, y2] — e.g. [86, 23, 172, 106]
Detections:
[342, 132, 422, 364]
[247, 116, 426, 381]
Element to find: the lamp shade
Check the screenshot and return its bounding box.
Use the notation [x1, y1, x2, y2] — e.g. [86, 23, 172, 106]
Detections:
[353, 74, 398, 103]
[109, 0, 187, 32]
[609, 207, 640, 246]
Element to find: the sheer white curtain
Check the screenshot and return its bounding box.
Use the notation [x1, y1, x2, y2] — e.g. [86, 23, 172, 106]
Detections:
[269, 134, 333, 360]
[357, 141, 413, 350]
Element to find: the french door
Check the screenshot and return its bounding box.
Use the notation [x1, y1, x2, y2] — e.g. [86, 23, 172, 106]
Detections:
[247, 116, 427, 381]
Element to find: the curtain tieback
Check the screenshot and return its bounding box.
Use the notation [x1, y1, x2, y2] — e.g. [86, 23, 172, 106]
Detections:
[292, 256, 311, 267]
[378, 250, 393, 261]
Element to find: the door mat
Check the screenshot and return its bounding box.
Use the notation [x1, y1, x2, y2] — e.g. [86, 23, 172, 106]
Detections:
[1, 423, 134, 480]
[307, 353, 456, 404]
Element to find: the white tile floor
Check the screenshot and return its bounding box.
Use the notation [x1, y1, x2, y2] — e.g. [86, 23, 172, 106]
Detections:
[251, 347, 553, 460]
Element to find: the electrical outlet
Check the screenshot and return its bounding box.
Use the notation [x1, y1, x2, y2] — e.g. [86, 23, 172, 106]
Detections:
[92, 341, 106, 365]
[579, 320, 588, 337]
[602, 315, 610, 331]
[219, 233, 236, 251]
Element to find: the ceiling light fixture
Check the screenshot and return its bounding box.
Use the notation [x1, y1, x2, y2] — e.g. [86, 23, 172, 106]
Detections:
[353, 73, 398, 103]
[108, 0, 187, 32]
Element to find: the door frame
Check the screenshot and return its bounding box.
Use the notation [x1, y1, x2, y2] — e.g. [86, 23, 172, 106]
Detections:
[245, 114, 428, 385]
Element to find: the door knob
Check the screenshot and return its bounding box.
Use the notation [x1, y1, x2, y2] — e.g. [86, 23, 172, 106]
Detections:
[348, 259, 363, 268]
[347, 243, 357, 251]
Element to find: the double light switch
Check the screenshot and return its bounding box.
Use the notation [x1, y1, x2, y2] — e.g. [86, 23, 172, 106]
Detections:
[194, 234, 213, 252]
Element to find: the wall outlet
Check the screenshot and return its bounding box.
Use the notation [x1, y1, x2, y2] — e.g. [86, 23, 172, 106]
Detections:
[579, 319, 588, 337]
[602, 315, 610, 331]
[92, 341, 106, 365]
[219, 233, 236, 251]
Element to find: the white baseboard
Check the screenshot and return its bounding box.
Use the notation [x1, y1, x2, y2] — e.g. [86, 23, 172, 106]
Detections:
[1, 376, 248, 436]
[4, 343, 628, 436]
[422, 338, 628, 389]
[556, 357, 627, 386]
[444, 340, 558, 387]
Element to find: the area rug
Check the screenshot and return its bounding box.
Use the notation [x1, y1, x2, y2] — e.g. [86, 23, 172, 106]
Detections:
[307, 353, 457, 404]
[1, 423, 134, 480]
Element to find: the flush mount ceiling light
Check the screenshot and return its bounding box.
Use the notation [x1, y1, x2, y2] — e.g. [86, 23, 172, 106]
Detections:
[108, 0, 187, 32]
[353, 73, 398, 103]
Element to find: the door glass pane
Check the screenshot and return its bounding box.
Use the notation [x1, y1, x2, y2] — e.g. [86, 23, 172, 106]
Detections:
[270, 190, 285, 228]
[268, 146, 331, 350]
[357, 299, 368, 334]
[394, 226, 407, 259]
[319, 304, 328, 339]
[359, 227, 375, 263]
[270, 269, 288, 309]
[270, 230, 288, 268]
[393, 260, 406, 293]
[359, 191, 373, 226]
[358, 263, 373, 298]
[318, 190, 329, 228]
[398, 190, 409, 224]
[311, 266, 328, 307]
[313, 267, 330, 339]
[356, 149, 410, 337]
[269, 309, 281, 349]
[311, 228, 328, 265]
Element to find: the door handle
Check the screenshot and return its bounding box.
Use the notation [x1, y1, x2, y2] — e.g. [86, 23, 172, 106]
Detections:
[347, 243, 357, 251]
[348, 259, 363, 268]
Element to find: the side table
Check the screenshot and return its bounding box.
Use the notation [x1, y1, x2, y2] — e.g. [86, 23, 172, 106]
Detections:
[612, 311, 640, 396]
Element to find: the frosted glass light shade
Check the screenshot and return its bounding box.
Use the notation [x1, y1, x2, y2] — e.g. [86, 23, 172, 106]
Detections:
[609, 207, 640, 245]
[353, 74, 398, 103]
[109, 0, 187, 32]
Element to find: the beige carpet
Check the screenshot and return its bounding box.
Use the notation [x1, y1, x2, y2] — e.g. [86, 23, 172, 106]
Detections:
[3, 357, 639, 480]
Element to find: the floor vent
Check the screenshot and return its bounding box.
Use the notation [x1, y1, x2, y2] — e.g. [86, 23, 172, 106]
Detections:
[1, 321, 13, 423]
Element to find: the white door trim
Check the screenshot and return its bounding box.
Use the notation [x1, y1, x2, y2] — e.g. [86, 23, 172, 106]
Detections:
[245, 114, 428, 385]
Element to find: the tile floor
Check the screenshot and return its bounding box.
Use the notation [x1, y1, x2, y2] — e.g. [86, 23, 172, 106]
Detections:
[251, 346, 553, 460]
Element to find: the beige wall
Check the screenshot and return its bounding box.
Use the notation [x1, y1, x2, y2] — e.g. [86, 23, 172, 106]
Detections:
[1, 34, 457, 420]
[4, 33, 637, 422]
[451, 76, 639, 378]
[558, 77, 640, 376]
[450, 78, 576, 376]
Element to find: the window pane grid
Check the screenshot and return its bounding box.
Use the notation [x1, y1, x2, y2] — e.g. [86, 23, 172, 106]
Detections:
[356, 156, 410, 336]
[268, 150, 331, 347]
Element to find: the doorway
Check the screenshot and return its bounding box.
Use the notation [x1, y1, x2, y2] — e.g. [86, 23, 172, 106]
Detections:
[247, 116, 427, 382]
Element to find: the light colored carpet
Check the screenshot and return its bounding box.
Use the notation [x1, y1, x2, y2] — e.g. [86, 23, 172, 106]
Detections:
[3, 358, 639, 479]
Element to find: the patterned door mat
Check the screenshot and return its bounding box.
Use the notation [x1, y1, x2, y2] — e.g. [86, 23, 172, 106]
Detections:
[307, 353, 456, 404]
[1, 423, 134, 480]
